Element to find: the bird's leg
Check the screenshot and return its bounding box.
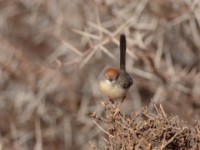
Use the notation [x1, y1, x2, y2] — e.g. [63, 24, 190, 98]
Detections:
[109, 98, 114, 104]
[113, 95, 126, 118]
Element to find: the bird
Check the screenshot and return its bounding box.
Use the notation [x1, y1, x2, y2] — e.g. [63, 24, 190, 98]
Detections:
[99, 34, 133, 117]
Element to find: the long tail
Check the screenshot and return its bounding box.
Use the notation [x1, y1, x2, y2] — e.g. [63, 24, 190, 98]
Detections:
[120, 34, 126, 70]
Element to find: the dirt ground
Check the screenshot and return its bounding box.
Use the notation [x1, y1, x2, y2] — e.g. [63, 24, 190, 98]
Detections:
[0, 0, 200, 149]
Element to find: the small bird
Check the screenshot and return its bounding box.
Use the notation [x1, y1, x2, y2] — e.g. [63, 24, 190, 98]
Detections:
[99, 34, 133, 116]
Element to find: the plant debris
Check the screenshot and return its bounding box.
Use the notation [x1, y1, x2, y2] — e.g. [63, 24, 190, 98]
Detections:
[91, 102, 200, 149]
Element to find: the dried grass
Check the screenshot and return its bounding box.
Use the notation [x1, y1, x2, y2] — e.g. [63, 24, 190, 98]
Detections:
[91, 103, 200, 149]
[0, 0, 200, 149]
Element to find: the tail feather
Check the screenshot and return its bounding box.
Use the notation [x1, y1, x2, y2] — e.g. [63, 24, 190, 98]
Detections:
[120, 34, 126, 70]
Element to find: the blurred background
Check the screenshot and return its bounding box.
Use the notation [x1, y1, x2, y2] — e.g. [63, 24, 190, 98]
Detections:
[1, 0, 200, 149]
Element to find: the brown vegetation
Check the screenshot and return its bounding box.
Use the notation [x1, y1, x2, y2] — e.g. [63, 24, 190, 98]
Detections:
[91, 103, 200, 149]
[0, 0, 200, 149]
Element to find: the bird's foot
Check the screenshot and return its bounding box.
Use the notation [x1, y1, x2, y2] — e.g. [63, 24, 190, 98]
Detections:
[108, 99, 114, 104]
[113, 107, 120, 118]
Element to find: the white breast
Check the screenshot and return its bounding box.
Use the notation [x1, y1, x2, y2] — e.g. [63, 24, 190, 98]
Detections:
[99, 80, 127, 100]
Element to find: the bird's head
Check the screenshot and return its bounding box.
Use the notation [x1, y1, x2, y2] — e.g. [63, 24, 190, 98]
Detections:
[104, 68, 119, 83]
